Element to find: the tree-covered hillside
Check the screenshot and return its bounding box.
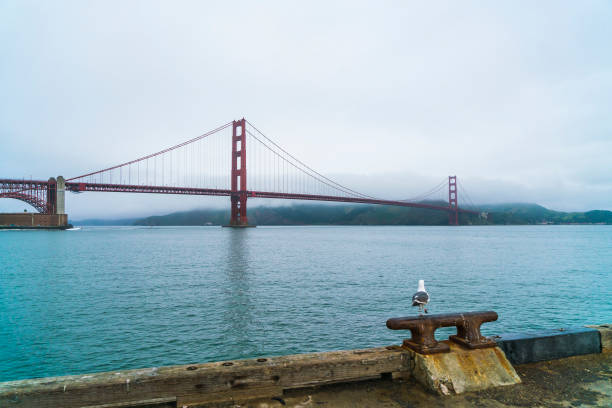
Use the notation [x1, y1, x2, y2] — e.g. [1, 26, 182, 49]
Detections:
[126, 203, 612, 226]
[481, 203, 612, 224]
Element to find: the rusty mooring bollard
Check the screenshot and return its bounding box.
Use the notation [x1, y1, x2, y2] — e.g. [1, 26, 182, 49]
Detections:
[386, 311, 498, 354]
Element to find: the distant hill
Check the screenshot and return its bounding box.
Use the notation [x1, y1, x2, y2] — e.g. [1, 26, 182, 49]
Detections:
[72, 203, 612, 227]
[132, 202, 469, 226]
[480, 203, 612, 225]
[129, 203, 612, 226]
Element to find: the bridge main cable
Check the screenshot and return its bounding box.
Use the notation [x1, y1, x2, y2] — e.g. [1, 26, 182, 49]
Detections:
[246, 120, 378, 200]
[66, 121, 233, 182]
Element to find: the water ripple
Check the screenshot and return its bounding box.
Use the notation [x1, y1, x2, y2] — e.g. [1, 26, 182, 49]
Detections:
[1, 225, 611, 381]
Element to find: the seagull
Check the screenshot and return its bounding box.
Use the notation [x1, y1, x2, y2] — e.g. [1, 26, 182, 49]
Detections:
[412, 279, 429, 314]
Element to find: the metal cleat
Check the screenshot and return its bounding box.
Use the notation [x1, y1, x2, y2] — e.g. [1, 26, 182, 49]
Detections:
[386, 311, 499, 354]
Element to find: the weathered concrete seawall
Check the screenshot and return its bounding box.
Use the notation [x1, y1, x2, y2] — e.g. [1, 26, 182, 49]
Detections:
[495, 326, 604, 364]
[1, 324, 609, 408]
[0, 213, 69, 229]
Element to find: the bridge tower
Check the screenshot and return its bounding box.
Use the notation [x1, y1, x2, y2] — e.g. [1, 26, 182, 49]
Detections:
[56, 176, 65, 215]
[448, 176, 458, 226]
[44, 176, 66, 215]
[229, 118, 250, 227]
[46, 177, 57, 214]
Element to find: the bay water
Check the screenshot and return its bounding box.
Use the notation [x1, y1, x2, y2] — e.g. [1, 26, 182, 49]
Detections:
[1, 225, 611, 382]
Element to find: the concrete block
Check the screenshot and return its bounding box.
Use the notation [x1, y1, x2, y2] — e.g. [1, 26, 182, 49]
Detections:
[495, 327, 601, 365]
[408, 341, 520, 395]
[586, 324, 612, 351]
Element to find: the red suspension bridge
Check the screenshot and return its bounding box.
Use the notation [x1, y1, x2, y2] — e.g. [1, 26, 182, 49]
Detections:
[0, 119, 479, 226]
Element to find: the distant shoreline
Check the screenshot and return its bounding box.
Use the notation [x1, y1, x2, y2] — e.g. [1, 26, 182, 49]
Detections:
[72, 203, 612, 227]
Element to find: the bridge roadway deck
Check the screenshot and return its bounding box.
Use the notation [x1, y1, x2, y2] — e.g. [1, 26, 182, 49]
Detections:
[62, 182, 479, 214]
[2, 179, 479, 215]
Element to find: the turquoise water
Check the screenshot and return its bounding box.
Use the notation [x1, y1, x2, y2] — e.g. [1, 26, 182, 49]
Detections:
[1, 225, 611, 382]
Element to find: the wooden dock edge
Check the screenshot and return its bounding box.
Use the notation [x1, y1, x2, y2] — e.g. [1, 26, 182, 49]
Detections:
[0, 347, 410, 408]
[2, 324, 609, 407]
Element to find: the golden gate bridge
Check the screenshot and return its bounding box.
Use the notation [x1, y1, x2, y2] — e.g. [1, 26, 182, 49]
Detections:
[0, 119, 479, 226]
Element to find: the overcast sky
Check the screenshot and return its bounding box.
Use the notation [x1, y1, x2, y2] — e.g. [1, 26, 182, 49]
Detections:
[1, 1, 611, 218]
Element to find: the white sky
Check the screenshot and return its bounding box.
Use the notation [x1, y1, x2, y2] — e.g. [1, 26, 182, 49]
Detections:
[1, 1, 611, 218]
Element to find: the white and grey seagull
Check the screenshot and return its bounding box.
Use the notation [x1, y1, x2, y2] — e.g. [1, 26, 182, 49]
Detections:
[412, 279, 429, 314]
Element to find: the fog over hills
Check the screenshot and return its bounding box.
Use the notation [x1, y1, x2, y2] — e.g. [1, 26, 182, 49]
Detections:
[73, 203, 612, 226]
